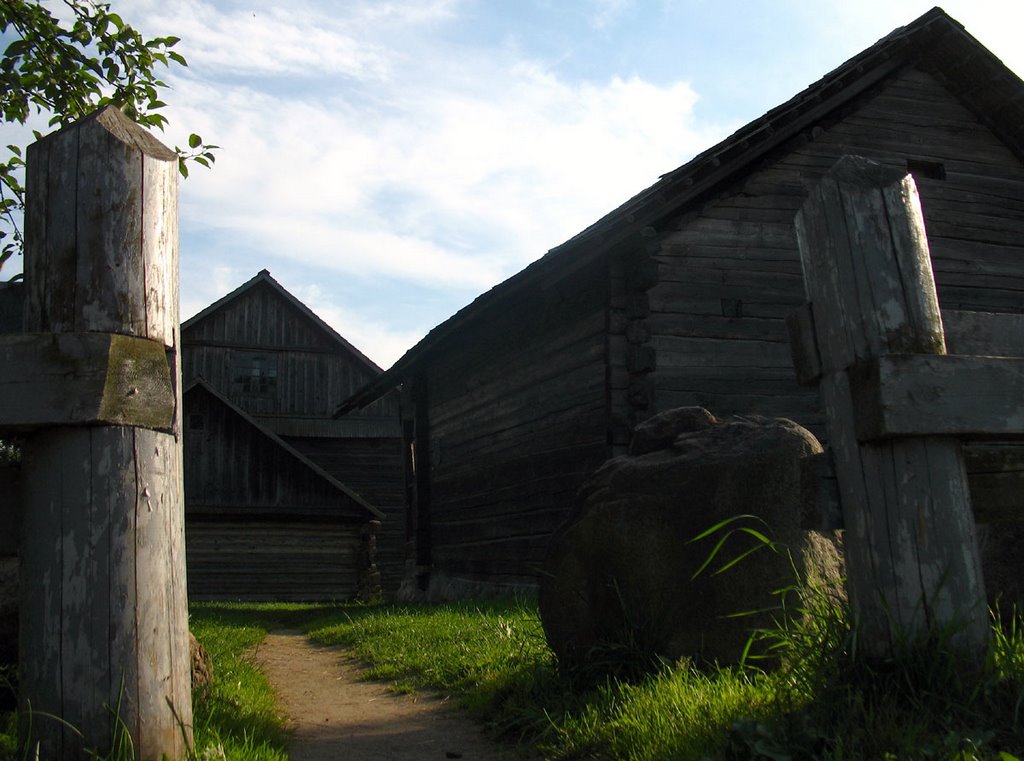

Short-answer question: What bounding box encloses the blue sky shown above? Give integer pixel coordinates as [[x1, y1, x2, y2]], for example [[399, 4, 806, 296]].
[[3, 1, 1023, 367]]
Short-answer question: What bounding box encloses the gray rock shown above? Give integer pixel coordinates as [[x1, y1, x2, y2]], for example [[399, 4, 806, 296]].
[[539, 408, 842, 673]]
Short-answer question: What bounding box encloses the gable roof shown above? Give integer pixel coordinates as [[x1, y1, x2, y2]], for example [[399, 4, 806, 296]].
[[185, 377, 385, 519], [183, 269, 382, 374], [336, 6, 1024, 415]]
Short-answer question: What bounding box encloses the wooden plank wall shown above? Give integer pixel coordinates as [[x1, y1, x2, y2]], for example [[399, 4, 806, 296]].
[[422, 261, 611, 588], [284, 435, 405, 593], [183, 282, 395, 420], [647, 67, 1024, 441], [184, 387, 369, 515], [186, 519, 361, 600]]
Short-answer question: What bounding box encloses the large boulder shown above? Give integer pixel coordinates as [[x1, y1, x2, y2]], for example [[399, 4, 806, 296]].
[[539, 408, 842, 672]]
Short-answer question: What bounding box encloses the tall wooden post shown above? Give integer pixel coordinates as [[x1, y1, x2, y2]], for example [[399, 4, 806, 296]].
[[795, 156, 988, 658], [18, 106, 191, 760]]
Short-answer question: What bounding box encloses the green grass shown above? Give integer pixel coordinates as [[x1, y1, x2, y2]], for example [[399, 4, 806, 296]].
[[2, 596, 1023, 760], [302, 594, 1024, 760]]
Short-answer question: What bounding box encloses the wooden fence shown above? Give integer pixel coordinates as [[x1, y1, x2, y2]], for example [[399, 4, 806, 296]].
[[789, 155, 1024, 658], [0, 106, 191, 760]]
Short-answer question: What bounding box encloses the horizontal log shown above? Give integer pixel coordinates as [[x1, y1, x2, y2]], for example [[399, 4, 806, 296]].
[[0, 332, 174, 432], [943, 311, 1024, 356], [851, 354, 1024, 441]]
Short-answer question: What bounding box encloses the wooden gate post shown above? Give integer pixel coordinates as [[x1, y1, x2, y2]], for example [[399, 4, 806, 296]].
[[17, 106, 191, 760], [794, 156, 988, 658]]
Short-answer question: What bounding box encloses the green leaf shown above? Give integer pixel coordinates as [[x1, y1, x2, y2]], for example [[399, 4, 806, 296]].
[[167, 51, 187, 67], [188, 133, 202, 149], [3, 39, 30, 58]]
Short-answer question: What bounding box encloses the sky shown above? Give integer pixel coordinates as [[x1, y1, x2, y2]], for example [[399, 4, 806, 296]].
[[3, 0, 1023, 368]]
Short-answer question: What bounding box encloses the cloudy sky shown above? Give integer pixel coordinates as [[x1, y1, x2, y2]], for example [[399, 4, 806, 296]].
[[3, 1, 1023, 367]]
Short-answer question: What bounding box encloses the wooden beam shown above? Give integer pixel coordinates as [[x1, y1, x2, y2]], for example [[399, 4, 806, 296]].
[[851, 354, 1024, 441], [0, 332, 174, 432]]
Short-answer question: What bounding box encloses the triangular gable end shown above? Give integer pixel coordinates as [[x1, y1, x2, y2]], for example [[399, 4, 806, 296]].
[[183, 270, 382, 374]]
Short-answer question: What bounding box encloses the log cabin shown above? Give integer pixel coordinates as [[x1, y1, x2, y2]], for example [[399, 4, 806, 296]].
[[182, 270, 404, 599], [337, 8, 1024, 598]]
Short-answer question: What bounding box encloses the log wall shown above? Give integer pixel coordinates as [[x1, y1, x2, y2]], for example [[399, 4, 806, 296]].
[[284, 435, 405, 592], [646, 67, 1024, 439], [185, 518, 361, 601], [420, 261, 611, 589]]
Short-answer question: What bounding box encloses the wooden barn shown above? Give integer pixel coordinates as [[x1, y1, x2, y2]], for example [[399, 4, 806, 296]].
[[182, 270, 404, 599], [338, 8, 1024, 597]]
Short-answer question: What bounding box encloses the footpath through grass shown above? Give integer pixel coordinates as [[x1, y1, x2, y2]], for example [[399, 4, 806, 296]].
[[3, 598, 1024, 760]]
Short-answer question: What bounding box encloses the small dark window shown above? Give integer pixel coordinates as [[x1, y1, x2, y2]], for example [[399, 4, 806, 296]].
[[232, 352, 278, 395], [907, 159, 946, 181]]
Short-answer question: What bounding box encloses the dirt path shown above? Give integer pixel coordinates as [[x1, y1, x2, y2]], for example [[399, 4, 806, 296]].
[[253, 630, 538, 761]]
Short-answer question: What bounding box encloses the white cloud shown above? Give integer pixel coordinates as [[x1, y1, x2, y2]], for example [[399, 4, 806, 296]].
[[161, 17, 727, 294], [132, 0, 736, 365]]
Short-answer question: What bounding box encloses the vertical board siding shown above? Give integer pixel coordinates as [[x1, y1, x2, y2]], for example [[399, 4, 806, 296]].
[[648, 67, 1024, 441], [182, 281, 395, 420], [422, 262, 611, 587], [183, 386, 368, 515]]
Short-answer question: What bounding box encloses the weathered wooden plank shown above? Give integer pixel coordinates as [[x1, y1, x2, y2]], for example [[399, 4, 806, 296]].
[[943, 311, 1024, 356], [795, 155, 988, 657], [0, 333, 174, 431], [18, 432, 69, 756], [851, 354, 1024, 440]]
